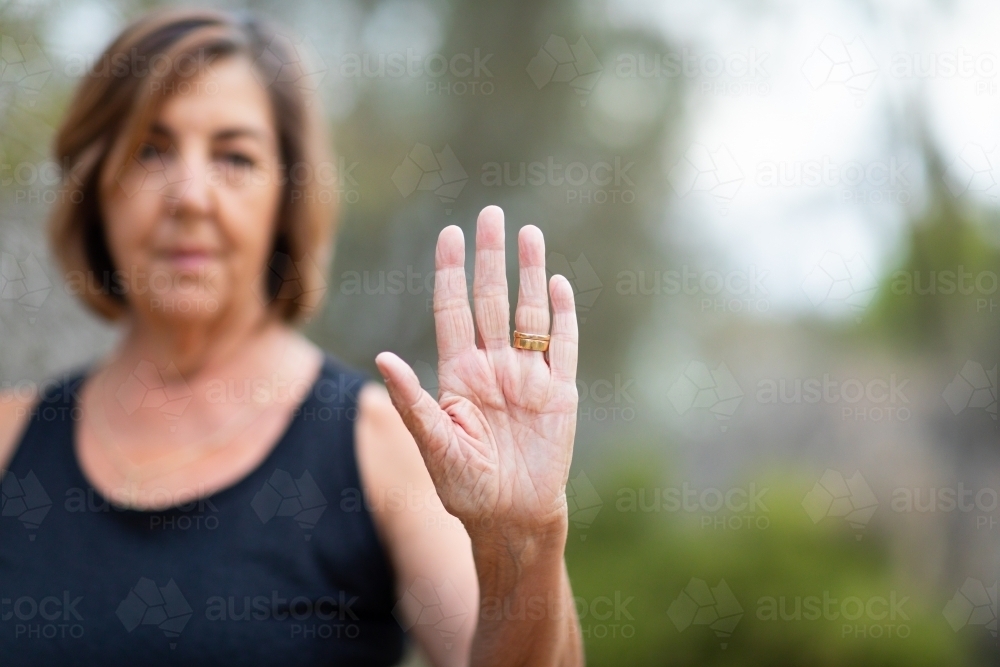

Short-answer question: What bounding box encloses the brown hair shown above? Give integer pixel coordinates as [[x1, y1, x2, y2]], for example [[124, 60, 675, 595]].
[[50, 7, 334, 322]]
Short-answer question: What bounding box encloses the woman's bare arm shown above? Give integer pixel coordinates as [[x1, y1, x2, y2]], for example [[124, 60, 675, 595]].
[[357, 382, 479, 666]]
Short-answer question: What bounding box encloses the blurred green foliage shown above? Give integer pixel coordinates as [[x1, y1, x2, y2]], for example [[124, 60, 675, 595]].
[[565, 462, 978, 666], [867, 149, 1000, 355]]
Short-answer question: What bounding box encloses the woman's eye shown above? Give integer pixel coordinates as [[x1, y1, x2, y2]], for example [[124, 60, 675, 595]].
[[223, 153, 255, 168], [136, 143, 163, 161]]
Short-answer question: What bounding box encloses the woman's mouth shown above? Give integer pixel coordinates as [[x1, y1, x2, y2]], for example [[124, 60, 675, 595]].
[[164, 249, 216, 271]]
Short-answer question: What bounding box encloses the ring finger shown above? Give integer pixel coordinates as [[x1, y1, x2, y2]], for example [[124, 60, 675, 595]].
[[514, 224, 551, 347]]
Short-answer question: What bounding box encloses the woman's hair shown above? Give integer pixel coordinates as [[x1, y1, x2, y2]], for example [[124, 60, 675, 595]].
[[50, 7, 334, 322]]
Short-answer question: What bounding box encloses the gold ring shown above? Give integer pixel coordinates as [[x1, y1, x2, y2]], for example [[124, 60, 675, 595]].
[[513, 330, 551, 352]]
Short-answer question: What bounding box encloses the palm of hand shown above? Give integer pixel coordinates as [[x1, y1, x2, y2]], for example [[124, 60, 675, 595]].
[[376, 206, 579, 534]]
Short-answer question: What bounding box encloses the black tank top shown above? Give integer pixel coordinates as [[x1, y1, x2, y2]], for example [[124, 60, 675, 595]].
[[0, 354, 406, 666]]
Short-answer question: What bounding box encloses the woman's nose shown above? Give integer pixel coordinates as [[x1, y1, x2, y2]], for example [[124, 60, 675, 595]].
[[164, 147, 214, 219]]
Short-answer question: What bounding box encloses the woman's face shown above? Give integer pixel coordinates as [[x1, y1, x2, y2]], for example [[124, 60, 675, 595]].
[[99, 55, 283, 325]]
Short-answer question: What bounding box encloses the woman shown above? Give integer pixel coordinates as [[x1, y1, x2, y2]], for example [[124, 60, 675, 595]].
[[0, 9, 582, 666]]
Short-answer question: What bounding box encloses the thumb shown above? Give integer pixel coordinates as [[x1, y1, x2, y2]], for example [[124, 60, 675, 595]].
[[374, 352, 447, 458]]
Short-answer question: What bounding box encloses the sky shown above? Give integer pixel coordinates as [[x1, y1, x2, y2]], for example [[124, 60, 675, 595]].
[[607, 0, 1000, 316]]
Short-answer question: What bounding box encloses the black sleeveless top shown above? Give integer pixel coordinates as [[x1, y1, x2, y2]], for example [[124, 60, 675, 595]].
[[0, 355, 406, 666]]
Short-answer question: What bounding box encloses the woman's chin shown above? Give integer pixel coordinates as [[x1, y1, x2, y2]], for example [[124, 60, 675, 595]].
[[139, 293, 224, 322]]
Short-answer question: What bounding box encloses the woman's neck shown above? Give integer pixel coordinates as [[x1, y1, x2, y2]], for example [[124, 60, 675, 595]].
[[115, 301, 280, 382]]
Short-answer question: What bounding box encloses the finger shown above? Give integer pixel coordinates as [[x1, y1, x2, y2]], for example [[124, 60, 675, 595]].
[[547, 275, 578, 383], [434, 226, 475, 364], [375, 352, 450, 458], [514, 225, 551, 339], [473, 205, 510, 350]]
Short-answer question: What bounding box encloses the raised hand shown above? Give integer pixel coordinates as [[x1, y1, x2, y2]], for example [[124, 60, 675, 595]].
[[375, 205, 579, 536]]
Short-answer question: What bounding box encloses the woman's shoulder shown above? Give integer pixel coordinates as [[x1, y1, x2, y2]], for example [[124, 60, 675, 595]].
[[353, 360, 430, 510], [0, 368, 88, 472], [0, 391, 37, 472]]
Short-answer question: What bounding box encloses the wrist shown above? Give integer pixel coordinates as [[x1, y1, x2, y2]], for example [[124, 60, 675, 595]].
[[464, 509, 569, 556], [467, 514, 568, 594]]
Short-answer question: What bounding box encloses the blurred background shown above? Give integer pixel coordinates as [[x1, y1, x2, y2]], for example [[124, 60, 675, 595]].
[[1, 0, 999, 664]]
